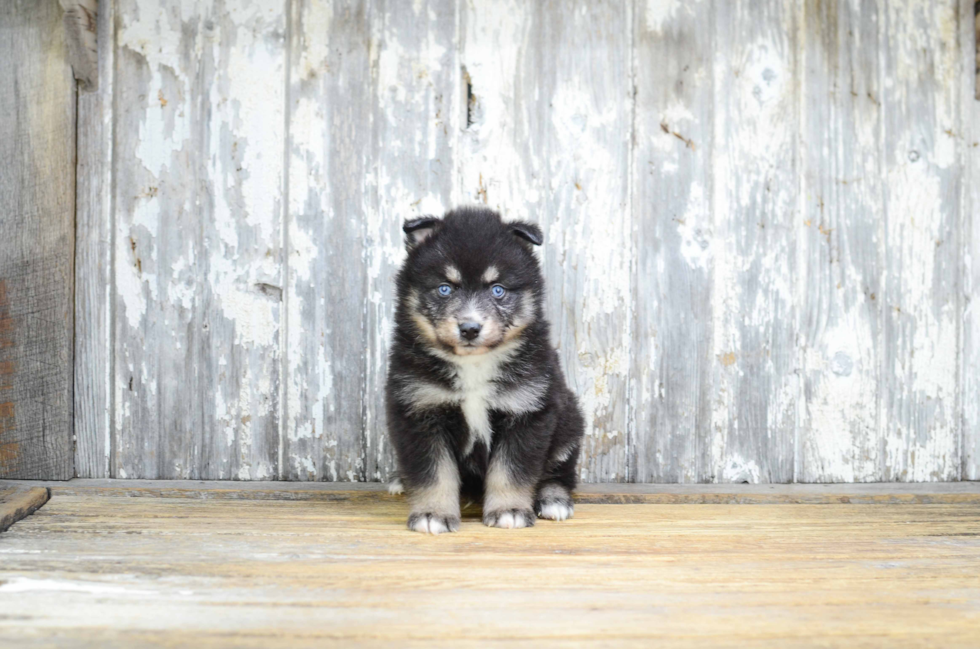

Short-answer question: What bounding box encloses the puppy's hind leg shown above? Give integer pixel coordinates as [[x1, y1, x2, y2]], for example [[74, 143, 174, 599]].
[[404, 447, 461, 535], [535, 442, 580, 522]]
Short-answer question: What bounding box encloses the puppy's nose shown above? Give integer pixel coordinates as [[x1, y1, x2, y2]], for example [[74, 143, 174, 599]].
[[458, 322, 482, 341]]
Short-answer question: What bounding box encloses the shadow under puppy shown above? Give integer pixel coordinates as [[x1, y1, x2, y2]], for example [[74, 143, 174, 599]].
[[386, 207, 585, 534]]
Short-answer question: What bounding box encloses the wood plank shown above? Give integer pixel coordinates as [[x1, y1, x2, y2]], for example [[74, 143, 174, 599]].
[[74, 0, 114, 479], [6, 479, 977, 505], [284, 0, 373, 481], [112, 0, 286, 479], [879, 1, 961, 481], [963, 0, 980, 480], [631, 0, 714, 482], [457, 0, 633, 482], [708, 0, 799, 483], [797, 0, 883, 482], [0, 494, 978, 647], [0, 0, 76, 480], [0, 486, 48, 533], [362, 0, 461, 482]]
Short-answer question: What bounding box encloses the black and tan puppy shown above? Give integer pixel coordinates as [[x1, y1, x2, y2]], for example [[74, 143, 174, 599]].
[[386, 207, 585, 534]]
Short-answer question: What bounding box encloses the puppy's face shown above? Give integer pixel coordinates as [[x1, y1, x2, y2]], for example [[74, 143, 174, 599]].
[[397, 209, 544, 357]]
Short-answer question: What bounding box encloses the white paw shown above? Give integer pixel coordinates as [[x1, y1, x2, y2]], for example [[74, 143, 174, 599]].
[[537, 500, 573, 521], [387, 478, 404, 495], [407, 512, 460, 535], [483, 508, 535, 529]]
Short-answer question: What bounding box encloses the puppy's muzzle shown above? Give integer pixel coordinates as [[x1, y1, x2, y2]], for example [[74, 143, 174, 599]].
[[458, 321, 482, 341]]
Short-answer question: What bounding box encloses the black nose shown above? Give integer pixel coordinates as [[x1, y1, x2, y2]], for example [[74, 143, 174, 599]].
[[458, 322, 482, 341]]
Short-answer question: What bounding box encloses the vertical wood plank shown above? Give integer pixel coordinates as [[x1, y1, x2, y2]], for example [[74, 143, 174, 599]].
[[285, 0, 372, 480], [364, 0, 460, 481], [457, 0, 633, 482], [709, 0, 799, 483], [114, 0, 285, 479], [0, 0, 76, 480], [798, 0, 883, 482], [75, 0, 114, 478], [961, 0, 979, 480], [631, 0, 714, 483], [879, 0, 960, 481]]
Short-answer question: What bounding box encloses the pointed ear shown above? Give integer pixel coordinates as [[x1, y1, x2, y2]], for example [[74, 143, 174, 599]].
[[510, 221, 543, 246], [403, 216, 442, 250]]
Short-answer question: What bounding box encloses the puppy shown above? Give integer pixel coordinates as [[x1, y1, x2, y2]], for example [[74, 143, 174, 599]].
[[386, 207, 585, 534]]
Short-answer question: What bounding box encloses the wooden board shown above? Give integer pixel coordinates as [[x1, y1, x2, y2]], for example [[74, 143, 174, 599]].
[[797, 0, 883, 482], [457, 0, 633, 482], [631, 0, 715, 483], [707, 0, 799, 483], [0, 0, 76, 480], [111, 0, 286, 479], [74, 0, 114, 479], [1, 489, 979, 647], [284, 0, 459, 482], [0, 486, 48, 533], [879, 1, 961, 481], [962, 0, 980, 480], [8, 478, 980, 505], [284, 0, 373, 482]]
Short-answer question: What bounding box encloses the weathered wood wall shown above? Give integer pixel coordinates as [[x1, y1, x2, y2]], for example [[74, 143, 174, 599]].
[[63, 0, 979, 483], [0, 0, 76, 479]]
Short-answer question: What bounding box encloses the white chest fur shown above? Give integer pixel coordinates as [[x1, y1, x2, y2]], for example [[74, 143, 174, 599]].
[[397, 343, 546, 456], [454, 357, 499, 455]]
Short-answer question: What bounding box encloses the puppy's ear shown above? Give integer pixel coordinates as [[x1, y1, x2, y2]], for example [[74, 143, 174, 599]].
[[403, 216, 442, 250], [510, 221, 543, 246]]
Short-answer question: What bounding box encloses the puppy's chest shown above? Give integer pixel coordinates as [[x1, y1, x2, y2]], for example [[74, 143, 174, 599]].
[[404, 358, 546, 453]]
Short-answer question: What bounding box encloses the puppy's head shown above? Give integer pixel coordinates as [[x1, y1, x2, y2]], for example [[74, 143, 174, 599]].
[[397, 207, 543, 357]]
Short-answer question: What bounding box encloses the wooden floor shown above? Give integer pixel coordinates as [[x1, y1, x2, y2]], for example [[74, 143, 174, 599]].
[[1, 481, 979, 648]]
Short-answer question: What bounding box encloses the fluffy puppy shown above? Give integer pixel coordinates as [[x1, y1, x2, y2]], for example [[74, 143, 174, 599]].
[[386, 207, 585, 534]]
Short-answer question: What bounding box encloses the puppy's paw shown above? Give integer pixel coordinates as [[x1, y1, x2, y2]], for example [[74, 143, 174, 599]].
[[387, 477, 404, 495], [536, 497, 574, 521], [407, 512, 460, 535], [483, 508, 536, 529]]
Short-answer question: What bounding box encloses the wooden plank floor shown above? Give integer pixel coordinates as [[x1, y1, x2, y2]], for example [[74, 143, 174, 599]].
[[0, 483, 978, 647]]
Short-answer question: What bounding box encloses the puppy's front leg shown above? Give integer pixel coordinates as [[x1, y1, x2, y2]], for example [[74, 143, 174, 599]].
[[483, 453, 536, 529], [404, 446, 461, 535]]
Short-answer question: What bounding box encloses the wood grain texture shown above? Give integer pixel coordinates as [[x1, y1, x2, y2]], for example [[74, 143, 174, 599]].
[[458, 0, 633, 482], [631, 0, 714, 483], [285, 0, 372, 481], [963, 0, 980, 480], [0, 486, 48, 533], [112, 0, 286, 479], [10, 478, 980, 505], [68, 0, 980, 484], [284, 0, 461, 482], [708, 0, 799, 483], [0, 0, 76, 480], [1, 492, 979, 647], [74, 0, 114, 478], [879, 1, 961, 481], [797, 0, 883, 482], [364, 0, 460, 481]]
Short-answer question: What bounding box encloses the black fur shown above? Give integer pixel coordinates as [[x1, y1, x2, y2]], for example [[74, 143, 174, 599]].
[[386, 207, 584, 533]]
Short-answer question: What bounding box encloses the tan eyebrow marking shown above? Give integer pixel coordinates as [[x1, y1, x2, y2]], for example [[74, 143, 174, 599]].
[[481, 266, 499, 283], [445, 265, 462, 284]]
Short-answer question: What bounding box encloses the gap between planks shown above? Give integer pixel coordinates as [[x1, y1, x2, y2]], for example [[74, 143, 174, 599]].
[[1, 479, 978, 505]]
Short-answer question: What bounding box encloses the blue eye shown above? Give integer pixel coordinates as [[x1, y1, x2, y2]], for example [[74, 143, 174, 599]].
[[437, 284, 452, 296], [491, 285, 506, 298]]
